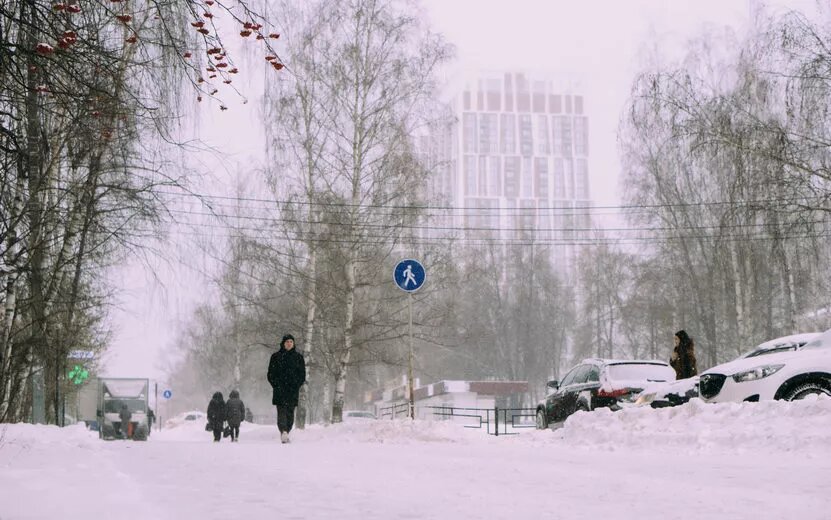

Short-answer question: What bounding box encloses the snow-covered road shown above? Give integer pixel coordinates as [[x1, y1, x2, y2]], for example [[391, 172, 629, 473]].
[[2, 398, 830, 520]]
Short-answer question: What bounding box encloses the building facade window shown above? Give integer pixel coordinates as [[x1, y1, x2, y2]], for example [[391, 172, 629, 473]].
[[463, 113, 477, 153], [574, 116, 588, 156], [504, 73, 513, 112], [575, 159, 589, 199], [478, 156, 489, 196], [574, 95, 584, 114], [486, 78, 501, 111], [516, 74, 530, 112], [500, 114, 516, 154], [521, 158, 533, 198], [550, 94, 562, 113], [559, 116, 572, 156], [536, 114, 550, 155], [489, 156, 502, 197], [479, 113, 498, 155], [564, 158, 574, 198], [464, 155, 477, 196], [519, 115, 533, 157], [534, 157, 549, 198], [504, 156, 520, 198], [553, 158, 565, 198]]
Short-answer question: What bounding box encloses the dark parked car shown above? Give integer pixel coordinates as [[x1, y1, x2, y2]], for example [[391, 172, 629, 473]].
[[536, 358, 676, 429]]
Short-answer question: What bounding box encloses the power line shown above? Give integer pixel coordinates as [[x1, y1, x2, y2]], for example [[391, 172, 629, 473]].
[[163, 207, 831, 235], [155, 222, 831, 247], [155, 189, 826, 212]]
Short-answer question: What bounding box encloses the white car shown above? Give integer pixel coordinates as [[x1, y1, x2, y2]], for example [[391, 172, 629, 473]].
[[699, 329, 831, 403], [342, 410, 376, 421]]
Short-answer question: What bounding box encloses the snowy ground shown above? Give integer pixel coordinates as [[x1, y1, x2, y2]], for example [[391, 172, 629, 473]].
[[1, 398, 830, 520]]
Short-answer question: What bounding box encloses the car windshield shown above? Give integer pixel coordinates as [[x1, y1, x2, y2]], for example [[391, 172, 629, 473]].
[[607, 363, 675, 382], [104, 398, 146, 413]]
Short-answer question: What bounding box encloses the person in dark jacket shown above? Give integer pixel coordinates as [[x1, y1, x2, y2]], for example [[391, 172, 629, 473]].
[[267, 334, 306, 443], [670, 330, 698, 380], [119, 403, 132, 439], [225, 390, 246, 442], [207, 392, 226, 442]]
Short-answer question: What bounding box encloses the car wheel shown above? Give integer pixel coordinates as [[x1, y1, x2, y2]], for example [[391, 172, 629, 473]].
[[783, 380, 831, 401], [576, 400, 590, 412], [535, 409, 548, 430]]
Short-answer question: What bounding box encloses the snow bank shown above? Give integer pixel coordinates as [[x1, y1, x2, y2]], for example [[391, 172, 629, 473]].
[[1, 422, 98, 450], [544, 396, 831, 454], [5, 397, 830, 456], [0, 422, 99, 464]]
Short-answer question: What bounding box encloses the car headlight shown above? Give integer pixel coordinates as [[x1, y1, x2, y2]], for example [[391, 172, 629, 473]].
[[732, 364, 785, 383], [635, 393, 655, 406]]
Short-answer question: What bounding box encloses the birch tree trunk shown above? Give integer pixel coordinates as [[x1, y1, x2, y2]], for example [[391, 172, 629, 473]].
[[296, 248, 317, 428]]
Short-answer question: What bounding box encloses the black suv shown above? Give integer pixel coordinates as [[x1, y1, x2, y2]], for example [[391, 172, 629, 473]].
[[535, 358, 676, 429]]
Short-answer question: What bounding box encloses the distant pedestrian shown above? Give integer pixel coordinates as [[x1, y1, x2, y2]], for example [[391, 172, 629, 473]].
[[119, 403, 132, 439], [266, 334, 306, 443], [207, 392, 226, 442], [670, 330, 698, 380], [225, 390, 246, 442]]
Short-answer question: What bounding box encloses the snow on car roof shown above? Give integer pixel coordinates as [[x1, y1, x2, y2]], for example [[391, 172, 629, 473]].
[[804, 327, 831, 349], [754, 332, 821, 351], [582, 358, 670, 366]]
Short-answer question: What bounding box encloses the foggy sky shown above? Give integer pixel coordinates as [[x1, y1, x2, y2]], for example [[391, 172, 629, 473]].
[[102, 0, 824, 389]]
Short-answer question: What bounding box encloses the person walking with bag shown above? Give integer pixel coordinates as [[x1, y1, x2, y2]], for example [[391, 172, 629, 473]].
[[266, 334, 306, 443], [207, 392, 226, 442], [225, 390, 246, 442]]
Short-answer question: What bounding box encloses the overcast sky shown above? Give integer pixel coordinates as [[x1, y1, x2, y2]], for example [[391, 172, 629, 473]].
[[100, 0, 824, 389]]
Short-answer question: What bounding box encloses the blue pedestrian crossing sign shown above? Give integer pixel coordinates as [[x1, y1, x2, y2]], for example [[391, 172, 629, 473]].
[[394, 259, 426, 293], [163, 390, 172, 399]]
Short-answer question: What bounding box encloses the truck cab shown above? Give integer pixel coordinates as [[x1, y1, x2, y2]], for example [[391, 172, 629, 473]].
[[97, 378, 150, 441]]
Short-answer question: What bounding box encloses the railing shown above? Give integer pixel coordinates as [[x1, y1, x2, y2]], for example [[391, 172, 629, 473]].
[[377, 403, 537, 436], [378, 402, 411, 419], [425, 406, 537, 436]]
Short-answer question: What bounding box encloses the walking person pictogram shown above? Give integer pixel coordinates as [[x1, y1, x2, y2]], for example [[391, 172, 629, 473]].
[[402, 264, 417, 288]]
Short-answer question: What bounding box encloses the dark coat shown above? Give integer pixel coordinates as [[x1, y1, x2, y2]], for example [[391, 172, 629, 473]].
[[267, 346, 306, 407], [207, 392, 226, 429], [119, 405, 131, 425], [670, 330, 698, 380], [226, 390, 246, 427]]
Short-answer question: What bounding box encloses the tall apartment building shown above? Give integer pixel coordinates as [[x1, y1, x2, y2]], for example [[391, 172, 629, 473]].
[[425, 72, 592, 280]]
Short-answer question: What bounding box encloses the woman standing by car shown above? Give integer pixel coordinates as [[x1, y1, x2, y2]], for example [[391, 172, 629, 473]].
[[671, 330, 698, 380]]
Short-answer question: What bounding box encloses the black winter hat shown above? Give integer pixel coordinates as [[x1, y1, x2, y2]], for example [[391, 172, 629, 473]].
[[281, 334, 295, 347]]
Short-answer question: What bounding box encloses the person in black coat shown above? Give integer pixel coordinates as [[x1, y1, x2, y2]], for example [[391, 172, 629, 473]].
[[207, 392, 226, 442], [225, 390, 246, 442], [266, 334, 306, 443]]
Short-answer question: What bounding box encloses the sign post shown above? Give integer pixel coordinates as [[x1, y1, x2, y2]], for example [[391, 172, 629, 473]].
[[162, 389, 172, 431], [393, 259, 426, 419]]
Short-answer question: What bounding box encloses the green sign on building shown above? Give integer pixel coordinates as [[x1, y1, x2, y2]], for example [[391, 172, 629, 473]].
[[68, 365, 89, 385]]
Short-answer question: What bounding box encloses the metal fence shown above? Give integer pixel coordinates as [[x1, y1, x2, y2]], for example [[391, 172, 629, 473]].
[[425, 406, 537, 436], [376, 403, 537, 436], [378, 402, 411, 420]]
